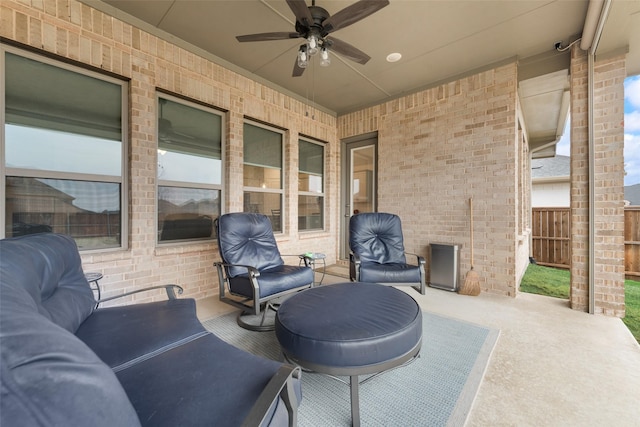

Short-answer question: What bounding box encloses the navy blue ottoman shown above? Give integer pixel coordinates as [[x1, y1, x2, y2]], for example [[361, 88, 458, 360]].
[[275, 282, 422, 426]]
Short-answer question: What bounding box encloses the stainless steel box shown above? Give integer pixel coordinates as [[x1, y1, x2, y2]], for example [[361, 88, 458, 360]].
[[429, 243, 460, 291]]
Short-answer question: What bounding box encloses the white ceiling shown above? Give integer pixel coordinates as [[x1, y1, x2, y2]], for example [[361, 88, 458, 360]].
[[84, 0, 640, 153]]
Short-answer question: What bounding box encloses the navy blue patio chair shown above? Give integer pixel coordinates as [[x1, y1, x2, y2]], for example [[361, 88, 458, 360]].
[[214, 213, 314, 331], [349, 212, 426, 294]]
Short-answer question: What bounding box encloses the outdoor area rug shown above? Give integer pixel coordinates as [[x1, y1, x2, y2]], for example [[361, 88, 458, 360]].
[[202, 311, 499, 427]]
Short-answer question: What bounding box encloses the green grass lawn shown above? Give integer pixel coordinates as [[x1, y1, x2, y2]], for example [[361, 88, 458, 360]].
[[520, 263, 640, 343]]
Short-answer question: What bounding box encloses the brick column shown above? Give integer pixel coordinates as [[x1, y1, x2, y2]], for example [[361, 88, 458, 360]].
[[569, 46, 626, 317], [592, 52, 626, 317], [569, 47, 590, 312], [226, 98, 245, 212]]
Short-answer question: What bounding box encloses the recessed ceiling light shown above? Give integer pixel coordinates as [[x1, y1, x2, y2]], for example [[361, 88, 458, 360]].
[[386, 52, 402, 63]]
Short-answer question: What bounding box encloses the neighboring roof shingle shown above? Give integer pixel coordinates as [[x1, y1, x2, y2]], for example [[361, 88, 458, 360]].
[[531, 155, 570, 179], [625, 184, 640, 206], [531, 156, 639, 205]]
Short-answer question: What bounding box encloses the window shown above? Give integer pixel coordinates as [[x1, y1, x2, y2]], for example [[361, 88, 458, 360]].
[[2, 50, 126, 250], [243, 122, 283, 232], [298, 139, 325, 231], [157, 96, 223, 243]]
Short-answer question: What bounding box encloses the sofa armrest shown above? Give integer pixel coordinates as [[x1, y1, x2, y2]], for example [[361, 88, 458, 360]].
[[241, 365, 301, 427], [96, 284, 184, 304]]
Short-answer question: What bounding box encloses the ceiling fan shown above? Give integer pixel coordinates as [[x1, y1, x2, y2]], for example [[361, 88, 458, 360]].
[[236, 0, 389, 77]]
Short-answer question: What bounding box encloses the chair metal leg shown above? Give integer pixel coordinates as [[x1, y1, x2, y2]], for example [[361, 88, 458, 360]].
[[350, 375, 360, 427]]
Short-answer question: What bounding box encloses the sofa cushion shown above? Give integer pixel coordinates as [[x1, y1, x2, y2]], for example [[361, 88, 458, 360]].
[[0, 233, 95, 332], [0, 260, 140, 426], [116, 333, 299, 427], [76, 299, 208, 370]]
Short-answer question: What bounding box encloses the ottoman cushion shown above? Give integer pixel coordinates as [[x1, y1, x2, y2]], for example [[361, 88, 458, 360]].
[[275, 282, 422, 369]]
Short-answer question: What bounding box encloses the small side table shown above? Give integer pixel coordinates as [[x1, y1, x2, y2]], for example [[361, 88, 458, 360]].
[[300, 252, 326, 286], [85, 272, 103, 307]]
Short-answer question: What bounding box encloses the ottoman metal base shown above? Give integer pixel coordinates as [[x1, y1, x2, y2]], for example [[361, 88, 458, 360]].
[[282, 340, 421, 427]]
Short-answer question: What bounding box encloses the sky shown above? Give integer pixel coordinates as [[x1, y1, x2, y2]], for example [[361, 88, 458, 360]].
[[556, 75, 640, 187]]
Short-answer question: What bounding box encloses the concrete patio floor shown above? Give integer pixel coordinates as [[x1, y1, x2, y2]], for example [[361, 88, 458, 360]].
[[196, 269, 640, 426]]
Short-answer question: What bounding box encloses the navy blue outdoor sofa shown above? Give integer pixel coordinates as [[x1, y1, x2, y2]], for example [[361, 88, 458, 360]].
[[0, 233, 300, 427]]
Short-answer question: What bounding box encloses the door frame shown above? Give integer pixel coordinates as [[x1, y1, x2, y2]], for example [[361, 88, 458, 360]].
[[340, 132, 378, 260]]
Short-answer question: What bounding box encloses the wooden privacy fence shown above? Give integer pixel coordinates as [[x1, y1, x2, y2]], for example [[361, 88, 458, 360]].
[[531, 208, 571, 268], [531, 207, 640, 278], [626, 207, 640, 279]]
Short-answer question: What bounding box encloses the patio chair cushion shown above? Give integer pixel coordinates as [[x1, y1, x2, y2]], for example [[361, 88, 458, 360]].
[[228, 264, 315, 299], [349, 213, 407, 265], [217, 213, 284, 277], [358, 262, 422, 283]]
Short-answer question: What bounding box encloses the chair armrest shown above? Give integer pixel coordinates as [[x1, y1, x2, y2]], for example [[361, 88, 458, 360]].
[[349, 252, 361, 281], [96, 284, 184, 304], [214, 261, 262, 316], [405, 252, 426, 266], [281, 254, 313, 265], [241, 365, 301, 427], [214, 262, 261, 278]]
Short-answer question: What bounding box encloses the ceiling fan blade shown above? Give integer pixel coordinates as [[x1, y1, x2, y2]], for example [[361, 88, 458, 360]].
[[236, 32, 301, 42], [322, 0, 389, 34], [286, 0, 313, 28], [292, 58, 306, 77], [326, 37, 370, 65]]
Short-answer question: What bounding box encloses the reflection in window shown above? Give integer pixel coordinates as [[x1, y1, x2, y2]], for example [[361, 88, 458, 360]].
[[5, 125, 121, 175], [243, 122, 284, 232], [243, 192, 283, 232], [157, 96, 223, 243], [3, 51, 125, 250], [298, 140, 324, 231], [158, 187, 219, 242], [5, 177, 121, 249]]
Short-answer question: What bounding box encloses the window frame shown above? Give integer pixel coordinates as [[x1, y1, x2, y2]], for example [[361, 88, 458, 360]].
[[242, 120, 285, 233], [1, 46, 129, 251], [156, 93, 225, 245], [298, 137, 326, 232]]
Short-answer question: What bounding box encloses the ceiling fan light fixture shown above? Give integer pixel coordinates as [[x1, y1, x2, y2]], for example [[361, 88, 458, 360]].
[[320, 47, 331, 67], [297, 45, 309, 68], [307, 34, 319, 55]]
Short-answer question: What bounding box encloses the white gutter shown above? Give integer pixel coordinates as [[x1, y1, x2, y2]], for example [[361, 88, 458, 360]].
[[581, 0, 612, 314]]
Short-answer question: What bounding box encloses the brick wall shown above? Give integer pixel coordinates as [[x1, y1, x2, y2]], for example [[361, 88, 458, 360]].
[[570, 46, 626, 317], [338, 64, 528, 296], [1, 0, 338, 304]]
